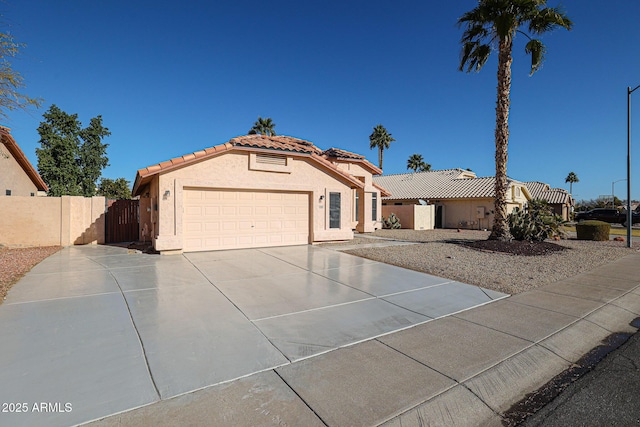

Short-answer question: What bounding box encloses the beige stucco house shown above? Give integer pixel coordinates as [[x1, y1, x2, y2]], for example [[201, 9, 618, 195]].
[[374, 169, 531, 230], [0, 126, 48, 197], [132, 135, 389, 254], [524, 181, 574, 221]]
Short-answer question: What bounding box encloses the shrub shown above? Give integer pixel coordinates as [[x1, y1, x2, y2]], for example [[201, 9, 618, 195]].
[[383, 213, 401, 229], [576, 220, 610, 241], [507, 199, 567, 242]]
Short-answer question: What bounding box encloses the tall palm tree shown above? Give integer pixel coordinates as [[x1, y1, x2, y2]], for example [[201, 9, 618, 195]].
[[248, 117, 276, 136], [565, 171, 579, 194], [369, 124, 395, 170], [407, 154, 431, 172], [458, 0, 572, 241]]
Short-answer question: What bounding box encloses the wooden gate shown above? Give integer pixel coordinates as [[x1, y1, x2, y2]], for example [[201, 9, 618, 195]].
[[106, 199, 139, 243]]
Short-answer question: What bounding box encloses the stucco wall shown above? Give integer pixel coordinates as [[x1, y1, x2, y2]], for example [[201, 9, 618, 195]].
[[334, 162, 383, 232], [142, 151, 374, 252], [0, 196, 105, 247], [0, 141, 40, 197], [382, 204, 434, 230]]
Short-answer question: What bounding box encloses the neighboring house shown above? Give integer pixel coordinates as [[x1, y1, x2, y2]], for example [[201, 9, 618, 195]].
[[132, 135, 389, 253], [374, 169, 530, 230], [0, 126, 48, 196], [524, 181, 574, 221]]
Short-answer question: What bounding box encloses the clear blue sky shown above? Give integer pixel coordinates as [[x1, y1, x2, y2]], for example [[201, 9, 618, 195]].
[[3, 1, 640, 201]]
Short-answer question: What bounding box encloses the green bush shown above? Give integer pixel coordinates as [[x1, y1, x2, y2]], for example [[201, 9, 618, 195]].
[[576, 220, 610, 241], [383, 213, 401, 229], [507, 199, 567, 242]]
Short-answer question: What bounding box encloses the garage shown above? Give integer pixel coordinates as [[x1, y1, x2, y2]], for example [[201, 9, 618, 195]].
[[132, 135, 388, 254], [183, 188, 310, 252]]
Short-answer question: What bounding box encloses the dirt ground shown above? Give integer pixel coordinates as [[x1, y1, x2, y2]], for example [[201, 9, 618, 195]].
[[0, 246, 62, 303]]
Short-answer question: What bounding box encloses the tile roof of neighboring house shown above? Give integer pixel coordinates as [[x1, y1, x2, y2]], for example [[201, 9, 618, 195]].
[[133, 135, 386, 196], [374, 169, 527, 200], [524, 181, 572, 204], [0, 126, 48, 192]]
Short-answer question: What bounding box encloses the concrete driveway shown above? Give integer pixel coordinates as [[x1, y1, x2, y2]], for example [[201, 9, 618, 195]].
[[0, 244, 506, 427]]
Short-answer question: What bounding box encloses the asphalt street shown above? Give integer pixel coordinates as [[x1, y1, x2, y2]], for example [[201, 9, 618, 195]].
[[520, 327, 640, 426]]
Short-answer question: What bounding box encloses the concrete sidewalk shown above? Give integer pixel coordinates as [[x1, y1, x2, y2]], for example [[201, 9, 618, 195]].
[[88, 252, 640, 427]]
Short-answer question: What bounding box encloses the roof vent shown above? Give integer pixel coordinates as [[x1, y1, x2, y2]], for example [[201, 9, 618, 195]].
[[256, 153, 287, 166]]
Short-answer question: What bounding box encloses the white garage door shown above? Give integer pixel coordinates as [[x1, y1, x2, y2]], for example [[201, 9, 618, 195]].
[[183, 189, 310, 252]]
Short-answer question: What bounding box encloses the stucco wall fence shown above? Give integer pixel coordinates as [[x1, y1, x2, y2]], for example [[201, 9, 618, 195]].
[[0, 196, 105, 247], [382, 205, 435, 230]]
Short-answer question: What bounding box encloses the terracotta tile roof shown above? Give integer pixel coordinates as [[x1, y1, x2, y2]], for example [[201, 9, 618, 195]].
[[322, 147, 364, 160], [229, 134, 322, 154], [374, 169, 526, 200], [132, 135, 376, 196], [524, 181, 571, 204], [322, 147, 383, 176], [0, 126, 48, 192]]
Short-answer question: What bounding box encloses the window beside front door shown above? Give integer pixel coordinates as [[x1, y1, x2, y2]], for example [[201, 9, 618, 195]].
[[329, 192, 341, 229], [354, 192, 359, 221], [371, 193, 377, 221]]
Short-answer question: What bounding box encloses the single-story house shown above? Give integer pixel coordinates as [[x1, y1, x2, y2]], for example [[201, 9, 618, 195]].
[[132, 135, 389, 254], [0, 126, 48, 196], [523, 181, 574, 221], [374, 169, 531, 230]]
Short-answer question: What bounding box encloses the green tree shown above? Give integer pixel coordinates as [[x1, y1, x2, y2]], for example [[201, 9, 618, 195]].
[[0, 32, 42, 118], [97, 177, 132, 199], [407, 154, 431, 172], [369, 124, 395, 170], [565, 171, 579, 194], [458, 0, 572, 241], [36, 105, 111, 197], [248, 117, 276, 136]]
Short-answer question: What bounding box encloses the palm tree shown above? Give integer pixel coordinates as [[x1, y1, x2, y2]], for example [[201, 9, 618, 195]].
[[248, 117, 276, 136], [565, 171, 579, 194], [407, 154, 431, 172], [369, 124, 395, 170], [458, 0, 572, 241]]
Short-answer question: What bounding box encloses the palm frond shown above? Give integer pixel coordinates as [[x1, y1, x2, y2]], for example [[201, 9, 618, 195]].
[[524, 38, 546, 75], [529, 6, 573, 34], [460, 43, 491, 73]]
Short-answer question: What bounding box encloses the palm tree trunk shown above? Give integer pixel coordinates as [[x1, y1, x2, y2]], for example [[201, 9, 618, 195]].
[[379, 147, 383, 170], [489, 36, 514, 241]]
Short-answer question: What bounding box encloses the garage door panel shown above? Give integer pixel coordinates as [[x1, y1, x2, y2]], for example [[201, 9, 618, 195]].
[[185, 223, 202, 233], [238, 221, 253, 230], [222, 206, 236, 215], [255, 206, 269, 215], [185, 206, 202, 216], [238, 206, 252, 215], [184, 189, 309, 252], [204, 206, 220, 215], [254, 221, 268, 230], [221, 221, 237, 231], [203, 222, 220, 232]]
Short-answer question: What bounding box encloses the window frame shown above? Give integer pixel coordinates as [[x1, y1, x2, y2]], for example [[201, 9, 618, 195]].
[[329, 192, 341, 229]]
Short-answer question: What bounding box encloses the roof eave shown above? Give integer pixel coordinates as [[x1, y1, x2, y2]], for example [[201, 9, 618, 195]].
[[0, 129, 48, 192], [132, 144, 366, 196]]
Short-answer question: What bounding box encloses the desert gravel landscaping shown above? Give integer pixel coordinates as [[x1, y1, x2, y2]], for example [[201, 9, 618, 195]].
[[1, 231, 635, 303], [0, 246, 61, 303], [321, 229, 637, 295]]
